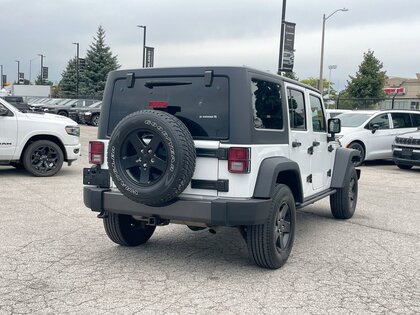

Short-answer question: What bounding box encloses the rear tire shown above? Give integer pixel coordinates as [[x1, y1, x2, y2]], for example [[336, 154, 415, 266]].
[[330, 166, 358, 219], [57, 111, 68, 117], [247, 184, 296, 269], [103, 212, 156, 246]]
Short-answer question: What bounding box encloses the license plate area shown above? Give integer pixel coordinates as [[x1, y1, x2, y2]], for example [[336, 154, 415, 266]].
[[401, 148, 413, 157]]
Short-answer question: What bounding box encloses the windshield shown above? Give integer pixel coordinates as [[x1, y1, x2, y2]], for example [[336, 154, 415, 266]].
[[337, 113, 373, 127]]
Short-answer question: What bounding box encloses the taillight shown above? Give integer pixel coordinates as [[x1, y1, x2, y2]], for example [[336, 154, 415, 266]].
[[149, 101, 168, 109], [228, 147, 250, 173], [89, 141, 104, 165]]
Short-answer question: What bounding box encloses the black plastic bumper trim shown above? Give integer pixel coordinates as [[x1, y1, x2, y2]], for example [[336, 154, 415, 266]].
[[84, 186, 271, 226], [191, 179, 229, 192], [196, 148, 228, 160]]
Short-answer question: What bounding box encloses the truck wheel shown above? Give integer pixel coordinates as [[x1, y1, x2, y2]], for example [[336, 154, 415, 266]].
[[23, 140, 64, 177], [91, 114, 100, 126], [330, 166, 358, 219], [246, 184, 296, 269], [103, 212, 156, 246], [57, 111, 68, 117], [396, 164, 413, 170], [348, 142, 365, 166], [108, 110, 196, 206]]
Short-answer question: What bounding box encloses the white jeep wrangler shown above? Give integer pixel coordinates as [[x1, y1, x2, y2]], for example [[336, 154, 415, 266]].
[[83, 66, 360, 269], [0, 98, 81, 176]]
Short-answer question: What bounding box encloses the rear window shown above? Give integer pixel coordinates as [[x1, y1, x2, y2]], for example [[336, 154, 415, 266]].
[[108, 76, 229, 139]]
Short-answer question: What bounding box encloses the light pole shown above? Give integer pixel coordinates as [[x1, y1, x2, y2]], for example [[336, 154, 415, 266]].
[[38, 54, 46, 85], [137, 25, 146, 67], [318, 8, 348, 93], [15, 60, 20, 84], [73, 42, 80, 98], [327, 64, 337, 100], [29, 57, 38, 83]]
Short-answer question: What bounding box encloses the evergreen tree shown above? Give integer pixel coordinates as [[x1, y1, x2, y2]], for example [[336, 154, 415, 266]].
[[281, 71, 299, 81], [58, 57, 78, 97], [346, 50, 386, 99], [82, 25, 120, 97], [34, 74, 53, 86]]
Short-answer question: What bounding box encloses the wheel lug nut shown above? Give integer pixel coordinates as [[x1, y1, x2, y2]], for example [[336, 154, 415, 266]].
[[148, 149, 152, 154], [150, 158, 155, 163], [143, 163, 147, 167]]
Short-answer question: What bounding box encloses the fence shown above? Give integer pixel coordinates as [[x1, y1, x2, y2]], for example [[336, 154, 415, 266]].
[[331, 97, 420, 111]]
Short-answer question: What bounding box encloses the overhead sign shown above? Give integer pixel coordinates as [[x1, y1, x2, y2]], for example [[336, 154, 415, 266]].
[[19, 72, 24, 79], [78, 58, 86, 67], [279, 21, 296, 72], [384, 87, 405, 95], [145, 46, 154, 68], [42, 67, 48, 80]]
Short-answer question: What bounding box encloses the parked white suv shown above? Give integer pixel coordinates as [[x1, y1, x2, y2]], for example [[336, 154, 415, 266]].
[[336, 110, 420, 166], [83, 66, 360, 269], [0, 98, 81, 176]]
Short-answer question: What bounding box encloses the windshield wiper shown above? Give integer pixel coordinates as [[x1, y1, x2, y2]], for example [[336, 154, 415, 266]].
[[144, 81, 192, 89]]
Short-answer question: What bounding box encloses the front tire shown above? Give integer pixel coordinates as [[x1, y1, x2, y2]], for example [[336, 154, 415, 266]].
[[23, 140, 64, 177], [330, 166, 358, 219], [246, 184, 296, 269], [348, 142, 365, 167], [396, 164, 413, 170], [103, 212, 156, 246]]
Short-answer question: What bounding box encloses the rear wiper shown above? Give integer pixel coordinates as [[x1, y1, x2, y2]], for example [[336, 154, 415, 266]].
[[144, 81, 192, 89]]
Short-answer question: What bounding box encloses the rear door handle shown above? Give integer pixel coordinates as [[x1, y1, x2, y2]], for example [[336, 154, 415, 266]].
[[312, 141, 320, 147], [292, 141, 302, 148]]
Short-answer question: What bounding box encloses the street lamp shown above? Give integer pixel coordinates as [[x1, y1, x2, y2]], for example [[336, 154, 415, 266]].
[[318, 8, 348, 93], [327, 64, 337, 100], [15, 60, 20, 84], [73, 42, 80, 98], [137, 25, 146, 68], [29, 57, 38, 83], [38, 54, 46, 85]]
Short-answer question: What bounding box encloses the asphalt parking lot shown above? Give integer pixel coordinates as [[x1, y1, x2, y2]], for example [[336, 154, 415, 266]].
[[1, 125, 419, 314]]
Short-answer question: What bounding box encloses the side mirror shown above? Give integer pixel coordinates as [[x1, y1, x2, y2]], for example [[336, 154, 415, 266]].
[[0, 104, 9, 116], [328, 118, 341, 134], [371, 123, 379, 134]]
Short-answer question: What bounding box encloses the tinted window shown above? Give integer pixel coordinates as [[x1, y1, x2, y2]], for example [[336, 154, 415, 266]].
[[411, 113, 420, 127], [309, 95, 326, 132], [288, 89, 306, 130], [391, 113, 412, 128], [368, 113, 389, 129], [108, 76, 229, 139], [251, 79, 283, 130]]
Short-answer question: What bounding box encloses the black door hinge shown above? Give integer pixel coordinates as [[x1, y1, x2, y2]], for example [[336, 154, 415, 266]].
[[327, 169, 332, 177], [307, 146, 314, 155], [328, 145, 334, 152], [307, 174, 312, 183]]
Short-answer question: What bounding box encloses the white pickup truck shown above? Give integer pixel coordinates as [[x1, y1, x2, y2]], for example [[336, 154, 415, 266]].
[[0, 98, 81, 176]]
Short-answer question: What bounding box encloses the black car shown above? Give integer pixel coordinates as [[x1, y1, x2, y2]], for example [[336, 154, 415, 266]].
[[1, 96, 30, 112], [42, 99, 97, 117], [69, 101, 102, 125]]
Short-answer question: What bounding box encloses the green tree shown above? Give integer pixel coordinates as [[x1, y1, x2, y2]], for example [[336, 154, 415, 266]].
[[300, 77, 335, 99], [280, 71, 299, 81], [59, 57, 78, 97], [82, 25, 120, 97], [34, 74, 53, 86], [346, 50, 386, 99]]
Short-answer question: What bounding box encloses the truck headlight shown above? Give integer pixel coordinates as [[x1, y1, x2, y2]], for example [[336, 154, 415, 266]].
[[65, 125, 80, 137]]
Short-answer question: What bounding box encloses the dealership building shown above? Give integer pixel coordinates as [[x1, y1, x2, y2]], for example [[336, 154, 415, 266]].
[[383, 73, 420, 110]]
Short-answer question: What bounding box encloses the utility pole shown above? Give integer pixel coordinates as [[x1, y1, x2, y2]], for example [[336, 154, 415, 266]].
[[277, 0, 287, 74], [15, 60, 20, 84], [137, 25, 147, 68], [38, 54, 45, 85]]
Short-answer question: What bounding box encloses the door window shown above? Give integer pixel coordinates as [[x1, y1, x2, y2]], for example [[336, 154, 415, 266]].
[[287, 89, 306, 130], [309, 95, 326, 132], [368, 114, 390, 130], [411, 113, 420, 127], [391, 113, 412, 128]]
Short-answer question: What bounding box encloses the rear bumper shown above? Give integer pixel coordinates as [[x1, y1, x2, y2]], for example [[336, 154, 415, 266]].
[[83, 186, 272, 226]]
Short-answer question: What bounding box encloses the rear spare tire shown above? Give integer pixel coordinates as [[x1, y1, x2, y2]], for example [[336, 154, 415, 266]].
[[108, 110, 196, 205]]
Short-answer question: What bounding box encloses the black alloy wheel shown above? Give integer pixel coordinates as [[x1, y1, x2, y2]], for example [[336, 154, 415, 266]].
[[274, 202, 292, 252], [58, 111, 68, 117], [348, 142, 365, 166], [23, 140, 64, 177], [121, 129, 168, 187]]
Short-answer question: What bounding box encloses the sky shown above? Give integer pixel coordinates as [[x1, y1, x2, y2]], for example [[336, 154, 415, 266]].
[[1, 0, 420, 91]]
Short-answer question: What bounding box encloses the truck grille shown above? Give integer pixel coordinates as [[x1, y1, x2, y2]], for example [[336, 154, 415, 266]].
[[395, 137, 420, 146]]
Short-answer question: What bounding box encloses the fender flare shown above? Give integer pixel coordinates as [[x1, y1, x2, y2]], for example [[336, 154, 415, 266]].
[[331, 147, 360, 188], [253, 157, 303, 202]]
